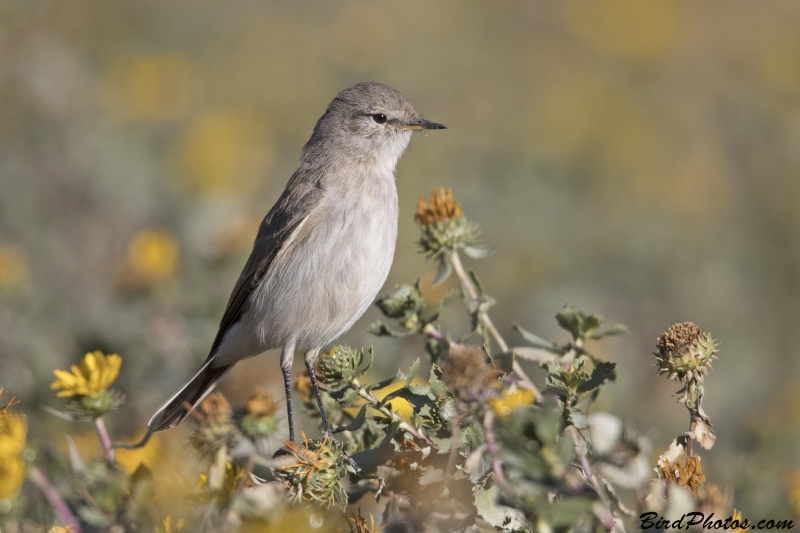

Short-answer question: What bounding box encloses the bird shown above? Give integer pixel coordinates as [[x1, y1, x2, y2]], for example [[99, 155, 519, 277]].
[[147, 82, 446, 442]]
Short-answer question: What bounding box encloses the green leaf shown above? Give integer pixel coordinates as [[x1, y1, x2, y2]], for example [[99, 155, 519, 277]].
[[367, 321, 413, 337], [383, 388, 434, 412], [352, 347, 374, 379], [566, 407, 588, 429], [404, 358, 420, 387], [576, 361, 617, 394], [427, 365, 448, 397], [432, 258, 452, 286], [339, 387, 359, 408], [463, 246, 493, 259], [350, 424, 398, 472], [333, 405, 368, 433], [513, 323, 565, 353], [590, 323, 629, 339], [596, 474, 636, 516], [365, 373, 402, 393], [474, 485, 529, 530], [467, 269, 485, 295]]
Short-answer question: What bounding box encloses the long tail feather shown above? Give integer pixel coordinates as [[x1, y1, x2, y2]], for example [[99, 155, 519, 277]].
[[148, 361, 232, 432]]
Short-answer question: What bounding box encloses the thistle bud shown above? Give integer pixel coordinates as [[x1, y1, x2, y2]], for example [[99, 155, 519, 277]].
[[439, 343, 491, 399], [318, 346, 363, 390], [655, 322, 717, 383], [276, 435, 348, 509], [189, 392, 241, 459], [241, 388, 281, 439], [376, 283, 424, 320], [415, 188, 481, 261]]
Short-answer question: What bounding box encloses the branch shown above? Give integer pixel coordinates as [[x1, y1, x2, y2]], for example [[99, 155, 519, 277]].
[[449, 250, 541, 398]]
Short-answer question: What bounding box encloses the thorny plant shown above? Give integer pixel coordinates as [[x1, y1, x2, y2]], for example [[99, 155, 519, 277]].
[[0, 188, 746, 532]]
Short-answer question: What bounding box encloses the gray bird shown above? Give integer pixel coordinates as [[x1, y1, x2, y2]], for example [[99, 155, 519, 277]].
[[147, 82, 445, 441]]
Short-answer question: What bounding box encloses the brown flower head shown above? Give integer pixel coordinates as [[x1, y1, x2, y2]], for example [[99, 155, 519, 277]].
[[199, 392, 232, 422], [655, 322, 717, 383], [415, 188, 463, 225], [658, 455, 706, 496], [246, 388, 280, 417], [439, 343, 495, 398], [276, 433, 347, 509]]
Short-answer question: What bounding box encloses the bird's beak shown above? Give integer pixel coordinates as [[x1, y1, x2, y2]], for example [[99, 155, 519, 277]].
[[405, 118, 447, 131]]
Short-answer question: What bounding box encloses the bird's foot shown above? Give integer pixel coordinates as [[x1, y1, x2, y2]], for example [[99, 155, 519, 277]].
[[323, 430, 359, 471]]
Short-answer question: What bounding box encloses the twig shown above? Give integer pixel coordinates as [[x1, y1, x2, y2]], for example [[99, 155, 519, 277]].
[[482, 411, 509, 489], [94, 417, 115, 464], [449, 250, 541, 398], [444, 416, 461, 477], [28, 466, 83, 533], [352, 384, 434, 447], [567, 425, 618, 532]]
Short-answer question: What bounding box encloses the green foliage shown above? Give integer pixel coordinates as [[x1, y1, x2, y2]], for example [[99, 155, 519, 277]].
[[0, 192, 732, 533]]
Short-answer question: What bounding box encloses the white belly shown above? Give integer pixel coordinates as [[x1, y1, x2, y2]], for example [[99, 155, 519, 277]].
[[243, 175, 398, 354]]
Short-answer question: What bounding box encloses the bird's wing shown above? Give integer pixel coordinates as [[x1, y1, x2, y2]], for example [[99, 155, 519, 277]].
[[207, 176, 325, 356]]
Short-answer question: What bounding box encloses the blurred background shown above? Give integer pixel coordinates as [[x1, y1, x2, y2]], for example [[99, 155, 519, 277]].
[[1, 0, 799, 519]]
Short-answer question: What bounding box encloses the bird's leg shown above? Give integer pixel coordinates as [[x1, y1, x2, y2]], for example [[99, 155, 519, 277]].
[[280, 339, 297, 443], [304, 349, 334, 437]]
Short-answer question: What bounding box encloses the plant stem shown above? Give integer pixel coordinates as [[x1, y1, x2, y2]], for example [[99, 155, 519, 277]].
[[482, 411, 509, 489], [448, 250, 541, 398], [94, 417, 115, 464], [566, 425, 618, 531], [353, 384, 434, 447], [28, 466, 83, 533]]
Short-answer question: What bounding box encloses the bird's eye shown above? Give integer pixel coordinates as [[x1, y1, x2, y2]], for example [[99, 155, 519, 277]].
[[370, 113, 387, 124]]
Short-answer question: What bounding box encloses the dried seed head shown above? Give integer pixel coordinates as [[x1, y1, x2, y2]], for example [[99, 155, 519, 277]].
[[655, 322, 717, 383], [277, 434, 348, 509], [657, 455, 706, 496], [415, 188, 463, 225], [246, 388, 280, 417], [439, 343, 490, 398], [415, 189, 481, 262], [199, 392, 232, 422], [190, 392, 240, 459]]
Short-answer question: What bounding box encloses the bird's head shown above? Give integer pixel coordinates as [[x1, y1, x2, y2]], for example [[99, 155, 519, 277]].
[[303, 82, 445, 172]]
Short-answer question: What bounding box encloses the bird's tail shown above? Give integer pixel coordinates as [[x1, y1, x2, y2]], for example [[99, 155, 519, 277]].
[[148, 360, 232, 432]]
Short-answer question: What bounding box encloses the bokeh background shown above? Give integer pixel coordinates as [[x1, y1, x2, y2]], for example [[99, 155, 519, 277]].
[[1, 0, 799, 519]]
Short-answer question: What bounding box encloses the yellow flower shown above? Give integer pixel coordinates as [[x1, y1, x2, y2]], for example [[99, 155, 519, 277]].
[[128, 229, 179, 284], [51, 351, 122, 398], [155, 516, 186, 533], [195, 462, 244, 504], [731, 509, 748, 533], [0, 414, 26, 500], [48, 527, 77, 533], [488, 385, 536, 417]]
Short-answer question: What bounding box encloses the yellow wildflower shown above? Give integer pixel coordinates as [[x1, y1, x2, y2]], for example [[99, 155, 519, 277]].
[[155, 516, 186, 533], [0, 414, 27, 500], [51, 351, 122, 397], [48, 527, 77, 533], [128, 229, 179, 283], [488, 385, 536, 417], [195, 462, 244, 503], [731, 509, 749, 532]]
